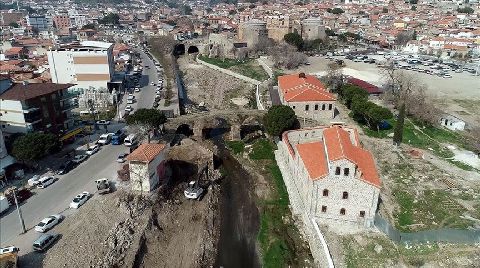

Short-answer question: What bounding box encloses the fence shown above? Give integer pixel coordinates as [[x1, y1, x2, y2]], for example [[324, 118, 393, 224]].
[[374, 214, 480, 244]]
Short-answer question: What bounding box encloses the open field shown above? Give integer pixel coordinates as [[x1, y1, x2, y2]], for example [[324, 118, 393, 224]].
[[198, 55, 269, 82]]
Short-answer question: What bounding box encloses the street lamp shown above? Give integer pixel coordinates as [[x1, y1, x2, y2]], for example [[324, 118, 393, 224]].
[[12, 187, 26, 234]]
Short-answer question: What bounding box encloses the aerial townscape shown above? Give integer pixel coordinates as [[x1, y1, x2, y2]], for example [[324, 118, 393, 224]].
[[1, 0, 480, 267]]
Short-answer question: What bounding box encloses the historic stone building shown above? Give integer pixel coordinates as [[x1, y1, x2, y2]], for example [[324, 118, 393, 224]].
[[276, 125, 381, 227], [277, 73, 336, 120], [237, 19, 268, 48]]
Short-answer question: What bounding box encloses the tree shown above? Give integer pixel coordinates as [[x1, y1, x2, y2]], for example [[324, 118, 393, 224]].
[[393, 103, 405, 146], [382, 7, 388, 13], [82, 23, 96, 30], [284, 32, 304, 50], [264, 105, 297, 137], [325, 29, 336, 36], [409, 0, 418, 4], [457, 7, 474, 14], [229, 9, 236, 15], [8, 22, 19, 28], [181, 5, 192, 15], [99, 13, 120, 25], [12, 133, 60, 163], [327, 8, 345, 14], [126, 109, 167, 142], [341, 84, 369, 108], [324, 62, 344, 93]]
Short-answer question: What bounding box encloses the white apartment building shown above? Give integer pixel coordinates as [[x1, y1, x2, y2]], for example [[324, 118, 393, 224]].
[[68, 10, 88, 28], [275, 125, 381, 227], [47, 41, 115, 92]]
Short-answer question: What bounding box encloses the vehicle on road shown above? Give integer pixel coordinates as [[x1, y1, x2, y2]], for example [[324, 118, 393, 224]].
[[150, 82, 155, 86], [96, 120, 110, 125], [0, 196, 10, 214], [69, 192, 90, 209], [86, 144, 100, 155], [34, 214, 63, 233], [184, 181, 204, 200], [37, 176, 55, 189], [33, 233, 59, 252], [58, 161, 76, 175], [127, 98, 135, 104], [0, 246, 19, 255], [97, 134, 112, 145], [28, 175, 42, 186], [117, 153, 128, 163], [95, 179, 111, 194], [72, 154, 88, 164], [134, 88, 140, 92], [111, 131, 126, 145], [124, 134, 137, 146], [125, 105, 134, 112]]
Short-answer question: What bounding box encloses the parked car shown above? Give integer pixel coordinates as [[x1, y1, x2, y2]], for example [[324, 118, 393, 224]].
[[37, 176, 56, 189], [34, 214, 64, 233], [69, 192, 90, 209], [184, 181, 204, 200], [86, 144, 100, 155], [58, 161, 76, 175], [95, 179, 111, 194], [134, 88, 140, 92], [125, 105, 134, 112], [96, 120, 110, 125], [32, 233, 59, 252], [97, 134, 112, 145], [0, 246, 19, 255], [28, 175, 42, 186], [72, 154, 88, 164], [117, 153, 129, 163]]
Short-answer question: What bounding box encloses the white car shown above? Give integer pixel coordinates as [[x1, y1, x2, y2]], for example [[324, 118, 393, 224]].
[[117, 153, 128, 163], [28, 175, 41, 186], [69, 192, 90, 209], [184, 181, 204, 200], [0, 246, 19, 255], [150, 82, 155, 86], [125, 105, 134, 112], [97, 134, 112, 145], [86, 144, 100, 155], [34, 214, 63, 233], [96, 120, 110, 125], [72, 154, 88, 164], [134, 88, 140, 92]]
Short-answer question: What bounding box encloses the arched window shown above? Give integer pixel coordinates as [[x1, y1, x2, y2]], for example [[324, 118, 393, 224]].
[[340, 208, 346, 215], [335, 167, 341, 175], [344, 168, 350, 176], [322, 104, 326, 110], [342, 191, 349, 199], [323, 189, 329, 197]]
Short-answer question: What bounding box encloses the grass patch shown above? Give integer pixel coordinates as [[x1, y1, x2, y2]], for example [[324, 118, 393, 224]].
[[225, 140, 245, 155], [393, 189, 475, 232], [343, 236, 399, 268], [249, 139, 275, 160], [198, 55, 269, 81]]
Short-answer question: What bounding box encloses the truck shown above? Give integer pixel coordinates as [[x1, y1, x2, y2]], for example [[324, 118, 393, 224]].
[[0, 196, 10, 214], [95, 179, 111, 194]]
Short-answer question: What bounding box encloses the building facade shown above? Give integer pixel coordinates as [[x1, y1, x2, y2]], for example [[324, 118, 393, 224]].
[[276, 125, 381, 227], [47, 41, 115, 92], [0, 83, 75, 134], [53, 14, 71, 30], [127, 144, 168, 193], [238, 19, 268, 48], [25, 15, 48, 31], [278, 73, 336, 120]]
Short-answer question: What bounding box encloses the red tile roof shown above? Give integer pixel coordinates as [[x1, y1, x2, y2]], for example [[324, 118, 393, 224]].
[[278, 73, 336, 102], [347, 77, 383, 94], [323, 126, 380, 187], [0, 83, 74, 101], [296, 142, 329, 180], [127, 144, 166, 163]]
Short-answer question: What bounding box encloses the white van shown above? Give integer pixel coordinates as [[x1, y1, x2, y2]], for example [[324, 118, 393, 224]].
[[124, 134, 137, 147], [37, 176, 55, 189]]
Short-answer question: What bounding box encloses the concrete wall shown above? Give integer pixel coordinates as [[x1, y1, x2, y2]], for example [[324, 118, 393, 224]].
[[130, 162, 150, 192], [0, 100, 27, 133]]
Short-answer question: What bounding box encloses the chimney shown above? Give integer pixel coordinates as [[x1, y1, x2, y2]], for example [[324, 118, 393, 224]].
[[299, 72, 306, 78]]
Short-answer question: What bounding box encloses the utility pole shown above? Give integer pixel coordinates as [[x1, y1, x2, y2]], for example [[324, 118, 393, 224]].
[[12, 188, 26, 234]]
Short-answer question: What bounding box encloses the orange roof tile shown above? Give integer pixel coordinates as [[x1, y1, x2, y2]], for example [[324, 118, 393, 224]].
[[278, 73, 336, 102], [296, 142, 329, 180], [126, 143, 166, 163], [323, 126, 380, 187]]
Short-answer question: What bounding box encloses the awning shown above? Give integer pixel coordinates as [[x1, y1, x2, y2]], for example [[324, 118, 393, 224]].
[[0, 155, 16, 173]]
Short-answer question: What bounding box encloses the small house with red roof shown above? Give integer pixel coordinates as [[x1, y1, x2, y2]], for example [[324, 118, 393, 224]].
[[347, 77, 383, 96], [277, 73, 336, 120], [126, 143, 168, 192], [276, 125, 381, 227]]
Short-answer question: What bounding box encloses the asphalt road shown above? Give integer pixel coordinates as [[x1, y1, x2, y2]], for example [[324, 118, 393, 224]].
[[0, 54, 158, 257]]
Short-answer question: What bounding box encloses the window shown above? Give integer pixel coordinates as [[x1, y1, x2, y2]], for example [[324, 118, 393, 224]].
[[322, 104, 326, 110], [329, 104, 333, 110], [314, 104, 318, 110], [323, 189, 329, 197], [344, 168, 350, 176], [342, 192, 349, 199], [305, 104, 309, 111], [292, 106, 296, 109], [340, 208, 346, 215], [359, 211, 365, 217], [321, 206, 327, 212], [335, 167, 341, 175]]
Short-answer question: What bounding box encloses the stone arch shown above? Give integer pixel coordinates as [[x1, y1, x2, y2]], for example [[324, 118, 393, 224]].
[[187, 46, 199, 54]]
